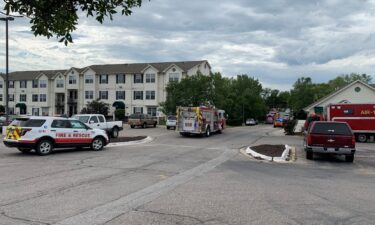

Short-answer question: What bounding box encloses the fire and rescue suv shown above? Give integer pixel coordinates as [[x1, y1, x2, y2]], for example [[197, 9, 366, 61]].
[[176, 106, 226, 137], [3, 116, 109, 155]]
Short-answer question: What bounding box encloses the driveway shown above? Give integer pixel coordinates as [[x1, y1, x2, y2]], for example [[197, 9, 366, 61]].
[[0, 125, 374, 225]]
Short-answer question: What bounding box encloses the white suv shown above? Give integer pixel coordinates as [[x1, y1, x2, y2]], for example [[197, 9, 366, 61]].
[[3, 116, 109, 156]]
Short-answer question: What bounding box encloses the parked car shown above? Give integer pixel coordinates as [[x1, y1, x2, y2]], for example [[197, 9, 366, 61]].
[[3, 116, 109, 155], [72, 114, 123, 138], [128, 114, 157, 128], [303, 121, 356, 162], [245, 118, 257, 126], [166, 115, 177, 130]]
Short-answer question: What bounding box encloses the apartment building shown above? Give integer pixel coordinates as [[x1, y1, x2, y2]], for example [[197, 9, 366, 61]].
[[0, 60, 211, 117]]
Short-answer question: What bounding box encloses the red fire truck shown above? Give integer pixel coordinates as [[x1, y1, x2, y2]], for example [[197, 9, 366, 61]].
[[176, 106, 226, 137], [326, 103, 375, 142]]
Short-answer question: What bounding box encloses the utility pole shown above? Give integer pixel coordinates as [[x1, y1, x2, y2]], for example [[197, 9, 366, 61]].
[[0, 16, 15, 123]]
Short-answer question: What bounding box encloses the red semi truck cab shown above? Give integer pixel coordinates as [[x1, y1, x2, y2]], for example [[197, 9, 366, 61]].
[[327, 103, 375, 142]]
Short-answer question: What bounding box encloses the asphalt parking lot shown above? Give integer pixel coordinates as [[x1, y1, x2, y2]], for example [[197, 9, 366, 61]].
[[0, 124, 374, 225]]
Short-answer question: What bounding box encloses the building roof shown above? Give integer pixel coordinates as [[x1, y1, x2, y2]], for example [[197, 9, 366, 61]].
[[303, 80, 375, 112], [88, 60, 208, 74], [1, 60, 209, 80], [0, 70, 66, 81]]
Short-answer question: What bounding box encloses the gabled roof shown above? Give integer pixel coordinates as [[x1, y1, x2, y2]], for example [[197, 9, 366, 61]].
[[88, 60, 208, 74], [0, 70, 66, 81], [303, 80, 375, 111]]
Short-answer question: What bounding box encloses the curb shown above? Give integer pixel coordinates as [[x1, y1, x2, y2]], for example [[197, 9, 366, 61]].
[[242, 145, 293, 163], [106, 136, 153, 148]]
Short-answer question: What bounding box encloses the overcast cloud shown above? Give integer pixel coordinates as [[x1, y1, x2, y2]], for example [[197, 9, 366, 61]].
[[1, 0, 375, 90]]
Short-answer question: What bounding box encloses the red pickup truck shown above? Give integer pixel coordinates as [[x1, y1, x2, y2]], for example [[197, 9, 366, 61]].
[[303, 121, 356, 162]]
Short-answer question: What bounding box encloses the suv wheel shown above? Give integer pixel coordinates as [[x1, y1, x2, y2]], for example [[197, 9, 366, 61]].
[[345, 154, 354, 163], [111, 127, 119, 138], [130, 125, 135, 129], [91, 137, 104, 151], [36, 140, 53, 156], [306, 151, 313, 160], [166, 126, 170, 130]]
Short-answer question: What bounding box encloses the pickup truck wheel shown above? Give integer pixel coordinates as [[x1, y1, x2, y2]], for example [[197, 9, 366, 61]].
[[36, 140, 53, 156], [306, 151, 313, 160], [130, 125, 135, 129], [205, 127, 211, 137], [357, 134, 367, 143], [345, 154, 354, 163], [17, 147, 31, 153], [91, 137, 104, 151], [153, 122, 157, 128], [111, 127, 119, 138]]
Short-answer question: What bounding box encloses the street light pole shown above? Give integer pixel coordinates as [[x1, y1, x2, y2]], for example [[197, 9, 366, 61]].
[[0, 16, 14, 123]]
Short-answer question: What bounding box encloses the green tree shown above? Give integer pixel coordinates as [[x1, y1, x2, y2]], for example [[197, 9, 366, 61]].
[[81, 99, 109, 116], [328, 73, 372, 90], [4, 0, 147, 45], [289, 77, 315, 112]]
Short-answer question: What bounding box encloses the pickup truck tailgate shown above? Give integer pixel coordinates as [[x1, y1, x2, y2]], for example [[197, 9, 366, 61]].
[[310, 134, 354, 148]]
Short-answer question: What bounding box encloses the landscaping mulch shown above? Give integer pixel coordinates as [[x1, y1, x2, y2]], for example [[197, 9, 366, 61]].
[[250, 144, 285, 157], [109, 136, 147, 143]]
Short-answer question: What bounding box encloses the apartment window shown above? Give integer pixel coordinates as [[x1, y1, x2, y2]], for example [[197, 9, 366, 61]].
[[8, 81, 14, 88], [42, 107, 49, 116], [56, 80, 64, 88], [145, 90, 155, 100], [85, 75, 94, 84], [169, 73, 180, 82], [0, 94, 3, 101], [69, 75, 77, 84], [32, 94, 38, 102], [40, 80, 47, 88], [134, 74, 143, 83], [99, 91, 108, 100], [133, 107, 143, 114], [40, 94, 47, 102], [99, 74, 108, 84], [32, 108, 39, 116], [32, 80, 38, 88], [0, 81, 3, 88], [133, 91, 143, 100], [147, 107, 157, 117], [20, 80, 27, 88], [9, 94, 14, 102], [19, 94, 27, 102], [116, 74, 125, 84], [85, 91, 94, 99], [145, 73, 156, 83], [116, 91, 125, 100]]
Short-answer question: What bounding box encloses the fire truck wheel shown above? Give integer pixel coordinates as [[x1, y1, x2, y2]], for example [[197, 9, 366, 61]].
[[357, 134, 367, 143], [205, 127, 211, 137], [17, 148, 31, 153]]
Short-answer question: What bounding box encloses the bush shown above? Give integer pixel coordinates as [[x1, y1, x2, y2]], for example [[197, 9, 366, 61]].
[[115, 109, 125, 121], [284, 119, 297, 135]]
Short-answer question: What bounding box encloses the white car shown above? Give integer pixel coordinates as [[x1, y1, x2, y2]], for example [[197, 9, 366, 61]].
[[3, 116, 109, 156], [245, 118, 258, 126], [166, 115, 177, 130]]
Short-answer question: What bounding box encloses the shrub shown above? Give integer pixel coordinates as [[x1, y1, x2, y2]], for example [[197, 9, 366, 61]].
[[284, 119, 297, 135], [115, 109, 125, 121]]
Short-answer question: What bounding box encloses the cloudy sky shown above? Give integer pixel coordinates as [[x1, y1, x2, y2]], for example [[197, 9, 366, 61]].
[[1, 0, 375, 90]]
